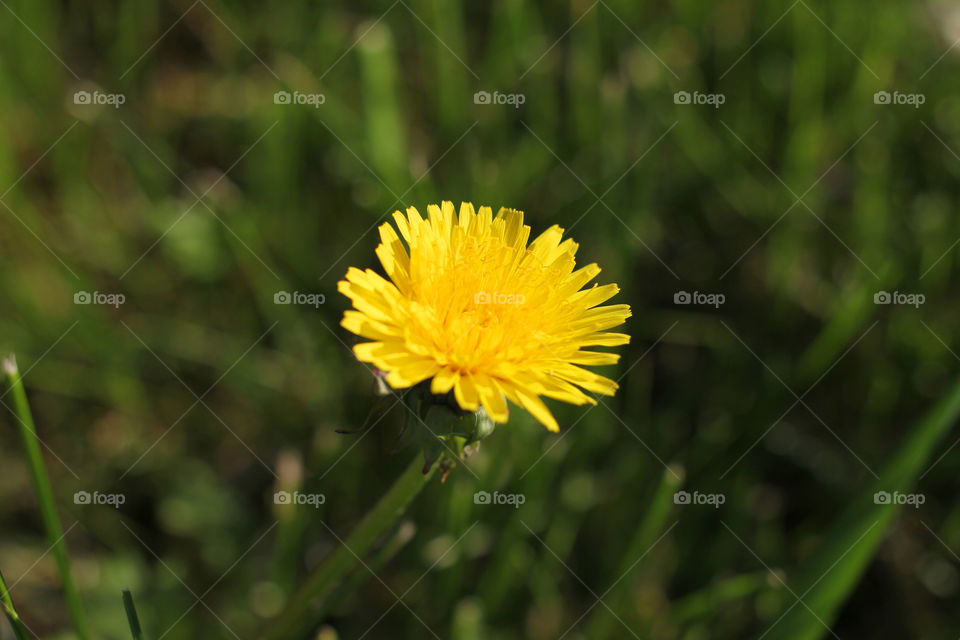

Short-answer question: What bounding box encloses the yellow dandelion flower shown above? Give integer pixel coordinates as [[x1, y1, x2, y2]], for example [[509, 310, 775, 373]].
[[338, 201, 631, 433]]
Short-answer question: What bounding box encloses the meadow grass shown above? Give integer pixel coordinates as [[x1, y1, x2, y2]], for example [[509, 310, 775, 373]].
[[1, 1, 960, 638]]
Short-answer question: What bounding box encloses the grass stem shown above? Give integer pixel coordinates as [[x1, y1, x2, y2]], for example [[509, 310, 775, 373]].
[[0, 568, 30, 640], [3, 355, 91, 640], [122, 589, 145, 640]]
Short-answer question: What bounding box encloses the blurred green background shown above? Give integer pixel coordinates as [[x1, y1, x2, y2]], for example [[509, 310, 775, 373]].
[[2, 0, 960, 638]]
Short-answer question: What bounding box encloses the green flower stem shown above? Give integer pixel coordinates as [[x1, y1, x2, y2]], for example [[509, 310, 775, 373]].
[[295, 520, 417, 633], [0, 568, 30, 640], [265, 453, 443, 639], [3, 356, 91, 640]]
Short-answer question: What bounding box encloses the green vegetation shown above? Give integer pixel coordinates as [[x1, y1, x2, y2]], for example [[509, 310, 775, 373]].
[[2, 1, 960, 638]]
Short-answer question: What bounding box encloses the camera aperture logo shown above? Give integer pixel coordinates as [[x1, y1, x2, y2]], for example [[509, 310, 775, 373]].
[[73, 90, 125, 108], [674, 90, 725, 109], [474, 490, 525, 509], [873, 490, 924, 508], [274, 90, 326, 108], [674, 290, 725, 309], [74, 291, 125, 308], [673, 490, 725, 508], [874, 290, 924, 308], [873, 91, 924, 108], [274, 490, 326, 508], [474, 291, 525, 306], [74, 490, 125, 508], [274, 291, 326, 308], [474, 90, 525, 108]]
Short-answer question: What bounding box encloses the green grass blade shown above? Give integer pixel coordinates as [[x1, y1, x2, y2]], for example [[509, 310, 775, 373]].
[[0, 568, 30, 640], [760, 374, 960, 640], [671, 571, 774, 623], [357, 21, 409, 198], [3, 355, 91, 640], [122, 589, 145, 640]]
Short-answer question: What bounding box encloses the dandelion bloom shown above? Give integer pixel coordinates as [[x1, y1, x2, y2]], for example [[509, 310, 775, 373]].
[[338, 202, 631, 432]]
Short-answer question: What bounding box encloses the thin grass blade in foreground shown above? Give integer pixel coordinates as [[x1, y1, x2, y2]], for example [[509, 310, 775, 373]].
[[0, 568, 30, 640], [3, 355, 91, 640], [122, 589, 145, 640], [760, 374, 960, 640]]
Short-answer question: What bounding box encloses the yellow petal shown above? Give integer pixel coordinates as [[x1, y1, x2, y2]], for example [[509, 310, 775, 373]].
[[453, 375, 480, 411], [515, 388, 559, 432], [458, 202, 476, 230], [431, 367, 459, 394], [567, 351, 621, 366], [353, 341, 385, 364], [574, 332, 631, 347], [341, 311, 401, 341], [570, 304, 632, 332], [475, 375, 509, 422], [392, 210, 412, 244], [554, 365, 619, 396], [385, 359, 439, 388], [563, 263, 601, 293], [528, 225, 564, 261], [567, 283, 620, 310]]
